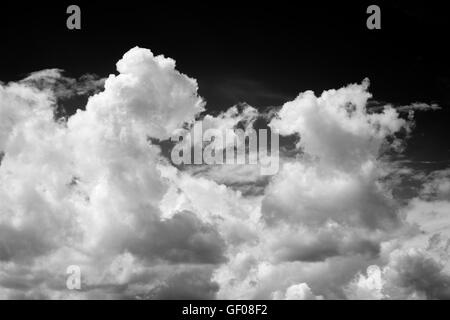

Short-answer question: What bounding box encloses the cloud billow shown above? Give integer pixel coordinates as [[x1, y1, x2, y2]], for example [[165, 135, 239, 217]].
[[0, 47, 448, 299]]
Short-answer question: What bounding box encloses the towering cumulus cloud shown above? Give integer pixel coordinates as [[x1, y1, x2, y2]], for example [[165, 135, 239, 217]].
[[0, 47, 448, 299]]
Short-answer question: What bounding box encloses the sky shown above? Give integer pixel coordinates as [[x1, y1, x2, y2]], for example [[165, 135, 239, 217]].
[[0, 1, 450, 299], [1, 1, 449, 163]]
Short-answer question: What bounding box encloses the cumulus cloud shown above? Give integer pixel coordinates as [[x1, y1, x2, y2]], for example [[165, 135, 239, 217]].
[[272, 283, 323, 300], [269, 78, 408, 170], [0, 46, 447, 299], [346, 167, 450, 300], [346, 248, 450, 299], [0, 47, 213, 299]]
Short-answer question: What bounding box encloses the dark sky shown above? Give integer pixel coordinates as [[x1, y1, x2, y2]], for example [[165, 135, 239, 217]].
[[0, 0, 449, 165]]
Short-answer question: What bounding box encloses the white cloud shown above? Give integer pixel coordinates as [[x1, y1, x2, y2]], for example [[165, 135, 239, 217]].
[[269, 78, 408, 170], [272, 283, 323, 300], [0, 47, 213, 299], [345, 265, 386, 299]]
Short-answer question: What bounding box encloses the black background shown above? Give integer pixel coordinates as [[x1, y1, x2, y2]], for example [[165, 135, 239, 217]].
[[0, 300, 445, 318]]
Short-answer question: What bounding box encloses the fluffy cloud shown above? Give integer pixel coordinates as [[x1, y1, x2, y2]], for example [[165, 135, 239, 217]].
[[269, 78, 408, 170], [272, 283, 323, 300], [0, 46, 447, 299], [346, 248, 450, 299], [346, 167, 450, 300], [0, 47, 214, 299]]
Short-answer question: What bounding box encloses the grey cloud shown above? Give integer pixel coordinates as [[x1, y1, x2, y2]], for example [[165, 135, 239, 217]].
[[273, 229, 380, 262], [396, 102, 441, 112], [0, 225, 54, 262], [128, 211, 227, 264], [384, 249, 450, 299], [420, 169, 450, 200], [148, 266, 219, 299], [368, 100, 440, 113], [21, 68, 105, 100]]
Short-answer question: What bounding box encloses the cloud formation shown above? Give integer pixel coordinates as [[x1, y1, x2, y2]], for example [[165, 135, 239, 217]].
[[0, 47, 448, 299]]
